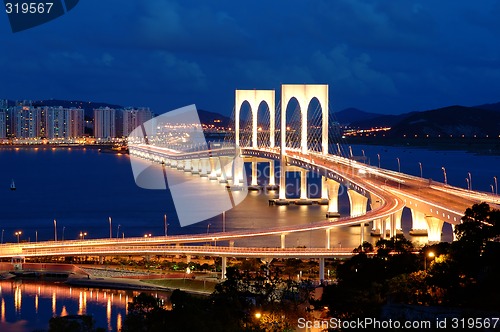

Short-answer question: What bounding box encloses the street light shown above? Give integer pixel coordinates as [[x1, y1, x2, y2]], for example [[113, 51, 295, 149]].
[[494, 176, 498, 195], [1, 229, 4, 244], [54, 219, 57, 241], [349, 146, 353, 158], [425, 251, 435, 271], [15, 231, 22, 243], [144, 233, 152, 238], [418, 162, 423, 179], [441, 167, 447, 185], [117, 225, 121, 238], [465, 178, 470, 191], [79, 232, 87, 240], [396, 157, 400, 173], [377, 154, 381, 168], [467, 172, 472, 190], [491, 185, 495, 194], [222, 211, 226, 233], [108, 217, 112, 239], [164, 214, 168, 237], [62, 226, 65, 241]]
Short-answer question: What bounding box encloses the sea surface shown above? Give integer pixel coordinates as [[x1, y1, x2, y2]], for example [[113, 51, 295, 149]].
[[1, 145, 499, 246], [0, 144, 499, 331]]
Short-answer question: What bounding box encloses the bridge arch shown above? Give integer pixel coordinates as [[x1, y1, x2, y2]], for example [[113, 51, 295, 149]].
[[235, 90, 275, 148], [281, 84, 329, 155], [307, 97, 325, 152], [237, 100, 252, 147], [256, 100, 273, 148]]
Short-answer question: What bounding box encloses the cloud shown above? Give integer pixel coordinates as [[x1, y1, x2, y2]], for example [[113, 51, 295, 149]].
[[312, 45, 397, 95]]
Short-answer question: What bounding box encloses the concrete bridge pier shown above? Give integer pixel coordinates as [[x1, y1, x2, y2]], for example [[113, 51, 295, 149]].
[[184, 159, 192, 172], [276, 158, 289, 205], [451, 224, 457, 241], [281, 233, 286, 249], [266, 160, 277, 189], [251, 161, 258, 186], [326, 179, 340, 218], [371, 219, 382, 236], [425, 216, 444, 243], [360, 222, 365, 244], [325, 228, 331, 249], [221, 256, 227, 280], [347, 189, 368, 217], [176, 160, 184, 170], [369, 196, 383, 236], [218, 157, 229, 183], [409, 210, 429, 236], [170, 159, 178, 168], [208, 157, 218, 180], [385, 209, 403, 237], [319, 257, 325, 283], [296, 169, 312, 205], [231, 154, 244, 187], [191, 159, 200, 175], [248, 159, 262, 190], [319, 177, 329, 205], [221, 156, 233, 182], [380, 219, 387, 238], [175, 243, 181, 259], [199, 158, 209, 177]]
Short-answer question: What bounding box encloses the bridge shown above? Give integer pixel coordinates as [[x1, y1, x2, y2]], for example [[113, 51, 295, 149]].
[[1, 84, 499, 281]]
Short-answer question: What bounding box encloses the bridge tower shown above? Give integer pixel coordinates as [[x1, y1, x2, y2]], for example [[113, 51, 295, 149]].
[[279, 84, 329, 201], [235, 90, 276, 187]]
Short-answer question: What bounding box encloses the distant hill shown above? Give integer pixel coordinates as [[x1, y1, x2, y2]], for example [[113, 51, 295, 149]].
[[474, 102, 500, 112], [197, 109, 231, 127], [387, 105, 500, 137], [349, 112, 416, 129], [333, 108, 384, 125], [27, 100, 231, 126], [33, 99, 123, 119]]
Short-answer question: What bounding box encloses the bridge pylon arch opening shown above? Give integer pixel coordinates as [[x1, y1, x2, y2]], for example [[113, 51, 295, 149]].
[[280, 84, 329, 155], [235, 90, 276, 149]]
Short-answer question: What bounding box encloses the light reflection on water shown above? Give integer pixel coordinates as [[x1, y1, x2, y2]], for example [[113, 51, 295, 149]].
[[0, 280, 168, 332], [0, 144, 497, 329]]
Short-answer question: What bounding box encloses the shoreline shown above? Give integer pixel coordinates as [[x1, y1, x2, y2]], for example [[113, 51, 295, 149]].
[[65, 276, 214, 296], [0, 143, 128, 155], [345, 137, 500, 156]]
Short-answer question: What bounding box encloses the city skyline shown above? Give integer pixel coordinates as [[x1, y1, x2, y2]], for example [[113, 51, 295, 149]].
[[1, 1, 500, 116]]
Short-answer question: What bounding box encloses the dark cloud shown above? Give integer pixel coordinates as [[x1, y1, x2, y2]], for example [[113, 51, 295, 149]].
[[1, 0, 500, 115]]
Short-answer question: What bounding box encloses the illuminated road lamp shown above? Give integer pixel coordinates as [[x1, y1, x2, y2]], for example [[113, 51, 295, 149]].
[[15, 231, 22, 243], [425, 251, 435, 271]]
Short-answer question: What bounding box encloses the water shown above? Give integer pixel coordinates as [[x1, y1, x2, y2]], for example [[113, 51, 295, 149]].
[[0, 279, 168, 332], [0, 145, 498, 331], [1, 145, 499, 246]]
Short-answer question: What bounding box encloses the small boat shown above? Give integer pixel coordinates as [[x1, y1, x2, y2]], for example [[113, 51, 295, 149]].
[[10, 179, 16, 191]]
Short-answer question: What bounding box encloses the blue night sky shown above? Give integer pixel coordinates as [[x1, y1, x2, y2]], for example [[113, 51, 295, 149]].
[[1, 0, 500, 116]]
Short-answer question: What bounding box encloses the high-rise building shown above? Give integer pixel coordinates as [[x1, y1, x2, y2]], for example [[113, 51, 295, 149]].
[[14, 106, 40, 138], [122, 107, 153, 137], [93, 107, 116, 139], [44, 107, 85, 138], [0, 100, 7, 138], [68, 108, 84, 138], [0, 110, 5, 139], [45, 107, 68, 138]]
